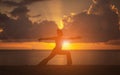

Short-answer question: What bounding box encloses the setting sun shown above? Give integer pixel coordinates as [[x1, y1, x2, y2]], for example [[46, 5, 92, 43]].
[[62, 41, 71, 50], [63, 41, 70, 46]]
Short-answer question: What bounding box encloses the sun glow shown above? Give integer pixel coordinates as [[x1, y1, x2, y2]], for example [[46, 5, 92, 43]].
[[47, 0, 64, 29], [57, 20, 64, 29], [63, 41, 70, 46], [62, 41, 71, 50], [0, 28, 3, 33]]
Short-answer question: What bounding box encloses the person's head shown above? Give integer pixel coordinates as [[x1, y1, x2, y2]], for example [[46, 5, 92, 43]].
[[57, 29, 63, 36]]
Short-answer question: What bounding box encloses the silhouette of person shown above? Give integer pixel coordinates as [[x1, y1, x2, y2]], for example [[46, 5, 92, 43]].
[[38, 29, 81, 65]]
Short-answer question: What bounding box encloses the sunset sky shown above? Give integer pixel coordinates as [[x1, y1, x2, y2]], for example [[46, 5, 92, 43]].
[[0, 0, 120, 50]]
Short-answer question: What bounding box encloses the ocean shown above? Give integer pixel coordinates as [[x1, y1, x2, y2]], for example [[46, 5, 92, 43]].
[[0, 50, 120, 65]]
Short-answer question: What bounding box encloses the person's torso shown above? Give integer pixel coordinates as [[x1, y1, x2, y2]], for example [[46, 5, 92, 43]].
[[54, 37, 63, 51]]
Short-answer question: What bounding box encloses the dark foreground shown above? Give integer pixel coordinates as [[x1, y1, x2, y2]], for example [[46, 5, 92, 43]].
[[0, 65, 120, 75]]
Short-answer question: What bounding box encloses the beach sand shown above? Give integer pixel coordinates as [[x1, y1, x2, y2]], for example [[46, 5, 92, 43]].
[[0, 65, 120, 75]]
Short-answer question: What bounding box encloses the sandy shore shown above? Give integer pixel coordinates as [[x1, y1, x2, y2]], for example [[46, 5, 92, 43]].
[[0, 65, 120, 75]]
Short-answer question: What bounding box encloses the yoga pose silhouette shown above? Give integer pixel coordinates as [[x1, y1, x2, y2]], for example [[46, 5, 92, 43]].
[[38, 29, 81, 65]]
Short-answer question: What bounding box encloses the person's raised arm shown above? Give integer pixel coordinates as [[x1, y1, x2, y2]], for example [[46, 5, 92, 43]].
[[63, 36, 82, 40], [38, 37, 56, 41]]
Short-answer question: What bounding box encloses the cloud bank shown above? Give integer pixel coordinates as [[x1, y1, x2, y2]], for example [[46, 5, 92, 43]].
[[0, 6, 57, 41], [0, 0, 48, 6], [63, 0, 120, 42], [0, 0, 120, 43]]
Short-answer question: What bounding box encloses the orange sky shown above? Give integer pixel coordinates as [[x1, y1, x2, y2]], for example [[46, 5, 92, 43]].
[[0, 0, 120, 51], [0, 42, 119, 50]]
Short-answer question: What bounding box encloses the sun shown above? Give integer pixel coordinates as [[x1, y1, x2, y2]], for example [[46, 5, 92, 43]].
[[63, 41, 70, 46], [62, 40, 71, 50]]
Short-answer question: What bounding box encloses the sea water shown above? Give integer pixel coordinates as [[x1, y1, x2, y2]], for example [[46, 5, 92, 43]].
[[0, 50, 120, 65]]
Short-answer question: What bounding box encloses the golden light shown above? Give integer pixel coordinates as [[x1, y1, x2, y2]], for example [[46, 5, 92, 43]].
[[62, 40, 71, 50], [57, 20, 64, 29], [0, 28, 3, 33], [47, 0, 64, 29], [63, 41, 70, 46]]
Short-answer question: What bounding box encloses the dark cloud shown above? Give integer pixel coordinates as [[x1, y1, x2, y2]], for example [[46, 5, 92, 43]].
[[29, 20, 57, 39], [63, 0, 120, 42], [1, 0, 19, 6], [106, 40, 120, 45], [112, 0, 120, 10], [21, 0, 48, 5], [0, 6, 57, 41], [11, 6, 29, 17], [0, 0, 120, 42], [0, 6, 32, 39], [0, 0, 49, 7]]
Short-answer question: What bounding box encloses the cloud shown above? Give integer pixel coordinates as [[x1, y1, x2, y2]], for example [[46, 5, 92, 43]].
[[112, 0, 120, 10], [29, 20, 57, 39], [106, 40, 120, 45], [0, 7, 32, 39], [0, 6, 57, 41], [63, 0, 120, 42], [1, 1, 17, 6], [0, 0, 49, 7], [11, 6, 29, 17], [0, 0, 120, 42]]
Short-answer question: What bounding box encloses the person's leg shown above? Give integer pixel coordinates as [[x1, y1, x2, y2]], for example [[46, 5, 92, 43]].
[[66, 51, 72, 65], [59, 51, 72, 65], [38, 51, 56, 65]]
